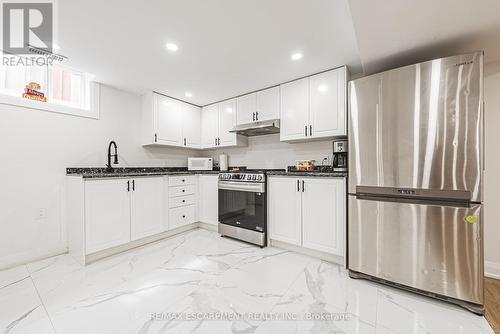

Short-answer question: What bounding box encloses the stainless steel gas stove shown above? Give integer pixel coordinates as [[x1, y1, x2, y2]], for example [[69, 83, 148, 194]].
[[218, 170, 277, 247]]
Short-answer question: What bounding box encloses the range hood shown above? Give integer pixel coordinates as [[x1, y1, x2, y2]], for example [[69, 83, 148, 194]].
[[229, 119, 280, 136]]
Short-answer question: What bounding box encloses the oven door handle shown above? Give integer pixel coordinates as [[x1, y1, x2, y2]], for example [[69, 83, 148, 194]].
[[218, 181, 266, 193]]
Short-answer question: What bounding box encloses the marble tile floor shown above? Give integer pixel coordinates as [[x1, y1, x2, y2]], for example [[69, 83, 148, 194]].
[[0, 228, 494, 334]]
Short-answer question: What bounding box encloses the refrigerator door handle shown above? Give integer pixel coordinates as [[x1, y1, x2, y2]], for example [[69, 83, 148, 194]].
[[354, 194, 472, 208]]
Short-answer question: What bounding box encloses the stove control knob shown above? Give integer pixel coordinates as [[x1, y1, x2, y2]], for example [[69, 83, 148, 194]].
[[258, 175, 263, 181], [252, 175, 257, 180]]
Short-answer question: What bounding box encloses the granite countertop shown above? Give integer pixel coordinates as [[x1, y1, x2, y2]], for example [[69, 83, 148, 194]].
[[266, 170, 348, 177], [66, 167, 219, 179]]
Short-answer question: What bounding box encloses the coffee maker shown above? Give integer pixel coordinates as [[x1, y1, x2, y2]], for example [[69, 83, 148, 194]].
[[332, 139, 348, 172]]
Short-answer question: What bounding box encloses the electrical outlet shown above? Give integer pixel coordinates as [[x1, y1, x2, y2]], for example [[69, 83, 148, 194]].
[[36, 208, 46, 220]]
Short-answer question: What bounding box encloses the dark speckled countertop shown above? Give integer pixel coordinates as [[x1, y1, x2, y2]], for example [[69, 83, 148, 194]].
[[266, 170, 347, 178], [66, 167, 219, 179], [67, 167, 348, 179]]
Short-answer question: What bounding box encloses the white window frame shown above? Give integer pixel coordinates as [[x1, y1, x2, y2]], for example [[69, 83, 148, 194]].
[[0, 59, 100, 119]]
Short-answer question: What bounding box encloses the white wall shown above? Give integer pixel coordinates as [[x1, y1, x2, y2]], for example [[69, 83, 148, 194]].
[[0, 85, 200, 268], [205, 134, 334, 169], [484, 71, 500, 278]]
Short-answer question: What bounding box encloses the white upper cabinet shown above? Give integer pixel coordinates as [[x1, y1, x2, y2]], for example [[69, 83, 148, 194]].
[[182, 103, 202, 148], [201, 100, 247, 149], [236, 87, 279, 125], [280, 78, 310, 141], [142, 92, 202, 149], [280, 67, 347, 142], [218, 98, 237, 147], [236, 93, 257, 125], [201, 104, 219, 148], [155, 94, 183, 146], [309, 69, 346, 138], [256, 86, 280, 121]]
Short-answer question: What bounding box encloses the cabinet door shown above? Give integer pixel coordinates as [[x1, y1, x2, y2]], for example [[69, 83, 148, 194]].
[[155, 94, 183, 146], [256, 86, 280, 121], [181, 103, 201, 149], [201, 104, 219, 148], [268, 177, 302, 245], [302, 177, 345, 256], [236, 93, 256, 125], [218, 99, 237, 147], [130, 177, 164, 241], [198, 175, 219, 225], [280, 78, 310, 141], [309, 68, 346, 138], [85, 179, 131, 254]]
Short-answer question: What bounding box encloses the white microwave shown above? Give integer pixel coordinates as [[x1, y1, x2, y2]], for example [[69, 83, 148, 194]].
[[188, 157, 213, 171]]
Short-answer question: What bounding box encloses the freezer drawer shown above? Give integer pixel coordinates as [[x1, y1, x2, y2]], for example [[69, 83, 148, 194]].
[[348, 195, 483, 305]]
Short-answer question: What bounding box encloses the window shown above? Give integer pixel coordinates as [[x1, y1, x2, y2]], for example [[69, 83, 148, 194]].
[[0, 55, 99, 118]]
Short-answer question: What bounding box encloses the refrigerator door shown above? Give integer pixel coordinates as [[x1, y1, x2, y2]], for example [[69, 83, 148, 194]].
[[349, 52, 484, 202], [348, 194, 483, 305]]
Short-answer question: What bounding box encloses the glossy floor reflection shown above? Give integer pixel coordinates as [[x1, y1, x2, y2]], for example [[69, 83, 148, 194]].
[[0, 229, 494, 334]]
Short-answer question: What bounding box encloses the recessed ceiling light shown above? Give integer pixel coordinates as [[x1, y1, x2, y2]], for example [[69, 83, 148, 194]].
[[185, 92, 192, 98], [291, 52, 303, 61], [165, 43, 179, 52]]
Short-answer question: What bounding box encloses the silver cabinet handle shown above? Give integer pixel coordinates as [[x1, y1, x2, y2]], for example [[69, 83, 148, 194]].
[[297, 180, 300, 192], [304, 126, 307, 136], [309, 125, 312, 136], [302, 180, 305, 192]]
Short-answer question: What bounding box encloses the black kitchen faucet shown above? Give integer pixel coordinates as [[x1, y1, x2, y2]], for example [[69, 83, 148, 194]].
[[106, 141, 119, 171]]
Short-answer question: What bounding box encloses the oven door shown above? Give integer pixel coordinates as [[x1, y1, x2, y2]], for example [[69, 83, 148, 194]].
[[218, 181, 266, 232]]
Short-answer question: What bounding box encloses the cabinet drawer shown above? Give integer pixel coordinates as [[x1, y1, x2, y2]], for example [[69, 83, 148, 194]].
[[169, 175, 196, 187], [169, 194, 196, 208], [169, 205, 195, 229], [169, 184, 196, 197]]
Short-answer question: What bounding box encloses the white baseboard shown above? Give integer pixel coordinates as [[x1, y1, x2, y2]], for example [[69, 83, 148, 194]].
[[270, 239, 345, 266], [485, 261, 500, 279], [197, 222, 218, 232], [0, 246, 68, 270]]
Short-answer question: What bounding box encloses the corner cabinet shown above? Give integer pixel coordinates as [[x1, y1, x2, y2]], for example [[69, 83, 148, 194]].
[[142, 92, 202, 149], [280, 67, 348, 142], [201, 99, 248, 149], [268, 176, 346, 257]]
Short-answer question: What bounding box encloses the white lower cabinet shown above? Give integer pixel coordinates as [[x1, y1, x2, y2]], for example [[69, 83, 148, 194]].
[[268, 177, 302, 245], [268, 176, 346, 256], [198, 174, 219, 225], [130, 178, 164, 241], [166, 175, 198, 230], [84, 179, 131, 254], [301, 178, 345, 255], [169, 205, 196, 229]]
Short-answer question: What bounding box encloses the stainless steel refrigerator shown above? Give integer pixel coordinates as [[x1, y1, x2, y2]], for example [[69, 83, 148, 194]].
[[348, 52, 484, 314]]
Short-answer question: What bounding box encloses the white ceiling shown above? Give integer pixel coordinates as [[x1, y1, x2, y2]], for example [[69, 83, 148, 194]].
[[57, 0, 361, 106], [348, 0, 500, 75], [57, 0, 500, 105]]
